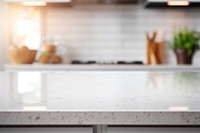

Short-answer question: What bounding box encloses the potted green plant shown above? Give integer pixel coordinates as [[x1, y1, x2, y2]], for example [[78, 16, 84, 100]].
[[172, 28, 200, 64]]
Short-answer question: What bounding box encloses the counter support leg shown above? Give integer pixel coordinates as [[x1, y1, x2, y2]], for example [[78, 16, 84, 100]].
[[93, 125, 107, 133]]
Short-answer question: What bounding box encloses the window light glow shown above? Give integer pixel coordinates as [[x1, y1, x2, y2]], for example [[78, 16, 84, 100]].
[[17, 19, 32, 36], [22, 2, 47, 6], [167, 1, 190, 6], [14, 9, 41, 49]]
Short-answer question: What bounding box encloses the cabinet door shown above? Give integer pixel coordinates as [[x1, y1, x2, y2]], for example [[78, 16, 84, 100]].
[[108, 127, 200, 133], [0, 127, 92, 133]]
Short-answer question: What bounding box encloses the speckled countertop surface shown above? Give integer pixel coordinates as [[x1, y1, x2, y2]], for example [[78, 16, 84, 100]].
[[0, 71, 200, 125]]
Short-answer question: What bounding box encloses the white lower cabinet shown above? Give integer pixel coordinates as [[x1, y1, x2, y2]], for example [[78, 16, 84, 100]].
[[108, 127, 200, 133], [0, 127, 92, 133]]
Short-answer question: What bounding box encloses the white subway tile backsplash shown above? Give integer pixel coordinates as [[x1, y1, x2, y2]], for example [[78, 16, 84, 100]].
[[46, 5, 200, 64]]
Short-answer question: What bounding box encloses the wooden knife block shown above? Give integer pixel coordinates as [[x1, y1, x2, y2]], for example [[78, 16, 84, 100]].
[[146, 32, 163, 65]]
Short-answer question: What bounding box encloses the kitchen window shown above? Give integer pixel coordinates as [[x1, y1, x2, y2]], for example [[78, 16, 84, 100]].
[[9, 5, 44, 50]]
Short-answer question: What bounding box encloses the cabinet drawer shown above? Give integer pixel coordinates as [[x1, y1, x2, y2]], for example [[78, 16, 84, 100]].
[[0, 127, 92, 133], [108, 127, 200, 133]]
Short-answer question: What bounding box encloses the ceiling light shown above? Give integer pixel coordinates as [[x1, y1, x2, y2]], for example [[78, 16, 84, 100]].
[[167, 1, 190, 6], [22, 2, 47, 6]]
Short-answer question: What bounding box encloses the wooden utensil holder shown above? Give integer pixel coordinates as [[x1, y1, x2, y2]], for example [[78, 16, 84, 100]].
[[146, 32, 163, 65]]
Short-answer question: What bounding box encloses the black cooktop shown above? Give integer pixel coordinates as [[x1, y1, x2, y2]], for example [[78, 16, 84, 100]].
[[71, 60, 144, 65]]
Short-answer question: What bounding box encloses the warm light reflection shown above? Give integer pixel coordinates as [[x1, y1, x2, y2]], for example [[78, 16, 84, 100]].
[[23, 106, 47, 111], [17, 72, 41, 94], [169, 106, 189, 111], [17, 72, 42, 104], [22, 2, 47, 6], [167, 1, 190, 6]]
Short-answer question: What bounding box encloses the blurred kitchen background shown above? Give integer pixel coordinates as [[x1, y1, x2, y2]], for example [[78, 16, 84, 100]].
[[0, 0, 200, 71]]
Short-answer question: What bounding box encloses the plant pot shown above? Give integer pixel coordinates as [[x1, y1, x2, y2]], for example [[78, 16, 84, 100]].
[[175, 49, 194, 64]]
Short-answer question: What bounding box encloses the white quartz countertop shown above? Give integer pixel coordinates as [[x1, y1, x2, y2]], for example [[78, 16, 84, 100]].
[[0, 71, 200, 125]]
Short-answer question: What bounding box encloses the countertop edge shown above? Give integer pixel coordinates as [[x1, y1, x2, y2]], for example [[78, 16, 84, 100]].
[[0, 112, 200, 125]]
